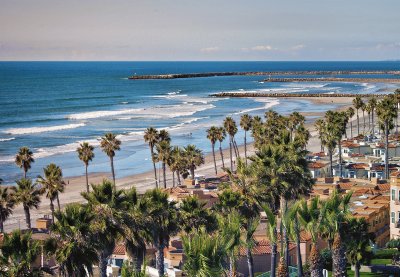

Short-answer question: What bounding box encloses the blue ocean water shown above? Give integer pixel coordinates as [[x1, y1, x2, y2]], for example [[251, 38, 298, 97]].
[[0, 61, 399, 184]]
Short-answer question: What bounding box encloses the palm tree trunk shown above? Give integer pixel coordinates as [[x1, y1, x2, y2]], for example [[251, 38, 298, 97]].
[[56, 194, 61, 211], [357, 110, 360, 136], [232, 137, 238, 158], [363, 111, 365, 133], [99, 251, 108, 277], [50, 199, 55, 223], [310, 243, 322, 277], [372, 110, 375, 134], [172, 171, 175, 187], [295, 220, 303, 277], [338, 142, 343, 178], [329, 150, 333, 177], [244, 130, 248, 164], [177, 171, 181, 186], [110, 156, 116, 185], [385, 122, 389, 179], [246, 247, 254, 277], [219, 141, 225, 168], [354, 261, 360, 277], [212, 143, 217, 175], [229, 256, 235, 277], [0, 219, 4, 233], [190, 166, 195, 184], [234, 139, 240, 158], [162, 162, 167, 189], [135, 248, 144, 272], [24, 169, 27, 179], [271, 241, 277, 277], [332, 233, 346, 277], [368, 113, 371, 133], [229, 140, 233, 171], [350, 121, 353, 138], [85, 164, 89, 193], [150, 146, 158, 188], [23, 204, 31, 229], [156, 243, 165, 277]]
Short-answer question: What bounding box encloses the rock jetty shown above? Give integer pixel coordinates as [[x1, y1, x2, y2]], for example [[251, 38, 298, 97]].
[[128, 70, 400, 80], [263, 77, 400, 83], [210, 92, 389, 98]]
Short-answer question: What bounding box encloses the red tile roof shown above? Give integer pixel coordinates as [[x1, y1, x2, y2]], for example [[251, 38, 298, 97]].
[[308, 162, 326, 169], [113, 244, 125, 255], [346, 163, 368, 170]]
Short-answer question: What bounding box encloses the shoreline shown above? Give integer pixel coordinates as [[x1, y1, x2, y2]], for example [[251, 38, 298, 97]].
[[3, 96, 356, 232]]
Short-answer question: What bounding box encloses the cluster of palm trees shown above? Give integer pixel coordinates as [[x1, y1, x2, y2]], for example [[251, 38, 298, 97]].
[[144, 127, 205, 188]]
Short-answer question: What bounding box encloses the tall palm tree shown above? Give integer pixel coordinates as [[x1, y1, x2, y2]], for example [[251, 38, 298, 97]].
[[261, 205, 278, 277], [144, 127, 159, 188], [100, 132, 121, 185], [81, 179, 129, 277], [77, 142, 95, 193], [155, 140, 171, 189], [287, 203, 304, 277], [182, 228, 226, 277], [376, 96, 396, 179], [37, 163, 66, 221], [179, 196, 217, 234], [46, 203, 98, 276], [0, 186, 15, 233], [288, 111, 305, 141], [158, 129, 171, 143], [15, 146, 34, 179], [14, 178, 41, 229], [206, 126, 219, 175], [224, 117, 239, 170], [314, 119, 326, 152], [169, 146, 186, 187], [353, 96, 364, 136], [365, 103, 372, 133], [346, 107, 355, 138], [298, 197, 324, 277], [215, 127, 226, 169], [361, 102, 366, 133], [141, 189, 179, 277], [323, 191, 352, 277], [240, 114, 253, 163], [0, 230, 41, 276], [183, 145, 204, 184], [368, 97, 377, 134]]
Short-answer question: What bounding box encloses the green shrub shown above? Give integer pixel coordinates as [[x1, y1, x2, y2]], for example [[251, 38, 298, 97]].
[[373, 249, 399, 259], [320, 248, 333, 270]]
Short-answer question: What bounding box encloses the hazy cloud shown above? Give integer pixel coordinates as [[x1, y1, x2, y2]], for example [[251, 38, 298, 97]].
[[200, 47, 220, 53]]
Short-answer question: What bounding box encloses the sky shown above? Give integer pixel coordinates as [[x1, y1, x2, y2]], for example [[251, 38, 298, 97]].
[[0, 0, 399, 61]]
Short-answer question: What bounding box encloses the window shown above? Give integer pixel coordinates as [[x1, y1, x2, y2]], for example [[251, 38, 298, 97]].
[[393, 189, 396, 201], [398, 212, 400, 222], [392, 212, 395, 223]]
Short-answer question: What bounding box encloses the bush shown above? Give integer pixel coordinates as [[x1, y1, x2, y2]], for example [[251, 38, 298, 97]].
[[374, 249, 399, 259]]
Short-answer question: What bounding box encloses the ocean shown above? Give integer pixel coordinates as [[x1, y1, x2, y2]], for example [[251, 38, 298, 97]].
[[0, 61, 399, 184]]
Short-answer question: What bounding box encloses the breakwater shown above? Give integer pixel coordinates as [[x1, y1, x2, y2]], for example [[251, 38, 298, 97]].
[[210, 92, 388, 98], [263, 77, 400, 83], [128, 70, 400, 80]]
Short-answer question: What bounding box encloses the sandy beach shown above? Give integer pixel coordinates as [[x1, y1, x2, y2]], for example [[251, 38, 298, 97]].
[[3, 96, 359, 232]]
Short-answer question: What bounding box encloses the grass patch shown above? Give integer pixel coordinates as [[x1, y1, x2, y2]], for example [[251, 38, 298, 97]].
[[328, 268, 390, 277], [370, 258, 391, 265]]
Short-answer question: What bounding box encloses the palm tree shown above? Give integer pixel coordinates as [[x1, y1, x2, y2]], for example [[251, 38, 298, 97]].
[[287, 203, 304, 277], [182, 228, 226, 277], [368, 97, 377, 134], [46, 203, 98, 276], [82, 179, 129, 277], [314, 119, 326, 152], [14, 178, 41, 229], [206, 126, 219, 175], [224, 117, 239, 169], [240, 114, 253, 163], [141, 189, 179, 277], [158, 129, 171, 142], [298, 197, 324, 277], [353, 96, 364, 136], [366, 103, 372, 133], [179, 196, 217, 234], [144, 127, 159, 188], [345, 218, 371, 277], [155, 140, 171, 189], [261, 205, 278, 277], [323, 191, 352, 277], [0, 230, 41, 275], [77, 142, 95, 193], [37, 163, 66, 221], [346, 107, 355, 138], [100, 132, 121, 185], [0, 186, 15, 233], [288, 111, 305, 141], [15, 146, 34, 178], [219, 211, 242, 277], [183, 144, 204, 184], [361, 102, 366, 133], [376, 96, 397, 179], [215, 127, 226, 169], [169, 146, 186, 187]]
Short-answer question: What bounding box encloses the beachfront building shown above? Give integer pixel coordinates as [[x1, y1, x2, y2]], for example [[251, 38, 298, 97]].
[[390, 172, 400, 239]]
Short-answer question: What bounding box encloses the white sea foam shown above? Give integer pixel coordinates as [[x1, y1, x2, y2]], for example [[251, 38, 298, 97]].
[[235, 98, 280, 115], [120, 101, 129, 104], [67, 109, 142, 120], [0, 137, 15, 142], [3, 123, 85, 135]]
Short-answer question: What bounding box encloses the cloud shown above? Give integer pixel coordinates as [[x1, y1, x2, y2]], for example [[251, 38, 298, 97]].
[[250, 45, 274, 51], [200, 47, 220, 53], [375, 42, 400, 50], [291, 44, 305, 50]]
